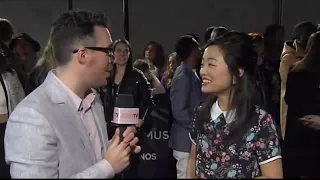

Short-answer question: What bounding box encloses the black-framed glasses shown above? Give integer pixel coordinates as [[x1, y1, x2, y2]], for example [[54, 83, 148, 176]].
[[73, 47, 114, 58]]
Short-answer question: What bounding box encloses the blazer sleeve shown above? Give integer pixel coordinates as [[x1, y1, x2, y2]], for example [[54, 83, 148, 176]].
[[170, 70, 192, 129], [5, 107, 114, 179]]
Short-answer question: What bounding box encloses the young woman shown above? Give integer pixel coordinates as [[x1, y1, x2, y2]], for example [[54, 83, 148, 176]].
[[143, 41, 165, 79], [187, 32, 282, 179], [101, 39, 153, 138], [283, 31, 320, 178], [99, 39, 153, 178], [161, 52, 181, 93]]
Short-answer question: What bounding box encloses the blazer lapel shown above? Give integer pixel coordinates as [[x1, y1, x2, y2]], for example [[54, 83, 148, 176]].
[[43, 71, 97, 164], [65, 104, 98, 163], [91, 101, 109, 152]]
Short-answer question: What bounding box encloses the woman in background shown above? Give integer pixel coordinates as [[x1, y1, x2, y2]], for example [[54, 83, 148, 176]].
[[283, 32, 320, 178], [187, 32, 282, 179], [161, 52, 181, 94], [133, 59, 166, 96], [143, 41, 165, 79], [28, 39, 56, 94], [101, 39, 153, 139], [99, 39, 153, 179]]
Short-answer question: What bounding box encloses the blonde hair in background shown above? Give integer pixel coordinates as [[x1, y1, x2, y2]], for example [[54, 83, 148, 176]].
[[164, 52, 181, 88], [32, 36, 56, 85]]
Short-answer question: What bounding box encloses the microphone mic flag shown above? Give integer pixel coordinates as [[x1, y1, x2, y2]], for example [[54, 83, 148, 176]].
[[112, 94, 139, 141]]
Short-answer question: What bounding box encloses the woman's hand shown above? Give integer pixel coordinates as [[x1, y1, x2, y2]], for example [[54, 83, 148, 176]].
[[299, 115, 320, 130], [135, 119, 144, 128]]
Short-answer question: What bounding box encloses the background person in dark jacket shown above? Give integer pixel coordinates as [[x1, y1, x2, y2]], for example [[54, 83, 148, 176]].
[[99, 39, 153, 179], [0, 18, 25, 179], [283, 31, 320, 178]]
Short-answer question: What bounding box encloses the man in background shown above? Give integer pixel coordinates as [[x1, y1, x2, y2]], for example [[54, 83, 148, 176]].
[[10, 33, 41, 94], [170, 35, 202, 179]]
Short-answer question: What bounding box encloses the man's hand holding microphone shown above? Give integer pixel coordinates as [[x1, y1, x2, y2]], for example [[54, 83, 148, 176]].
[[105, 94, 142, 174], [105, 126, 141, 174]]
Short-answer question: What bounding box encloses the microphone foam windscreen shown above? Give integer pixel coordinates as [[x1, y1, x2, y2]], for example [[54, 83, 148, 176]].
[[115, 94, 134, 108]]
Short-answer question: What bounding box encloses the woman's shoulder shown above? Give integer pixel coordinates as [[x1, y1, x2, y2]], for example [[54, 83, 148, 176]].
[[131, 68, 149, 82], [131, 68, 143, 76], [289, 61, 314, 75], [288, 67, 314, 83]]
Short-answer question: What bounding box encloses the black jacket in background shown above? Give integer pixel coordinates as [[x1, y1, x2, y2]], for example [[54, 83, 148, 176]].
[[98, 68, 154, 140], [283, 68, 320, 178]]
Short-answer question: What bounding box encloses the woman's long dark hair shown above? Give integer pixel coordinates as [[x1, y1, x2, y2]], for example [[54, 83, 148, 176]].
[[197, 32, 261, 144], [111, 39, 133, 83], [291, 31, 320, 75], [143, 41, 165, 69]]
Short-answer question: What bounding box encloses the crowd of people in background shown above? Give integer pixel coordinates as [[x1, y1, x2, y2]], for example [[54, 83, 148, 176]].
[[0, 10, 320, 178]]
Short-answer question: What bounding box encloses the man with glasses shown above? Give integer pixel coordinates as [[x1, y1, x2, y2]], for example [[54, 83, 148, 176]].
[[4, 11, 140, 178]]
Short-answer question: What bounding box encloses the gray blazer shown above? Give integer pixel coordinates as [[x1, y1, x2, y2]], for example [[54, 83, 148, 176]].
[[4, 71, 112, 178], [169, 62, 202, 152]]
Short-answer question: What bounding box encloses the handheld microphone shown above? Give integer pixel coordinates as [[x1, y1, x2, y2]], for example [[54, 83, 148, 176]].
[[112, 94, 139, 141]]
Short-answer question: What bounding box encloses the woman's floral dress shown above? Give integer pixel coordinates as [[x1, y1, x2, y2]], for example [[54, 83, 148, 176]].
[[190, 106, 282, 179]]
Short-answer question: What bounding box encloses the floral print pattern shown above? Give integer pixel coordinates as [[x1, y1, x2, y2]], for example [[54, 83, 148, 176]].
[[190, 106, 281, 179]]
